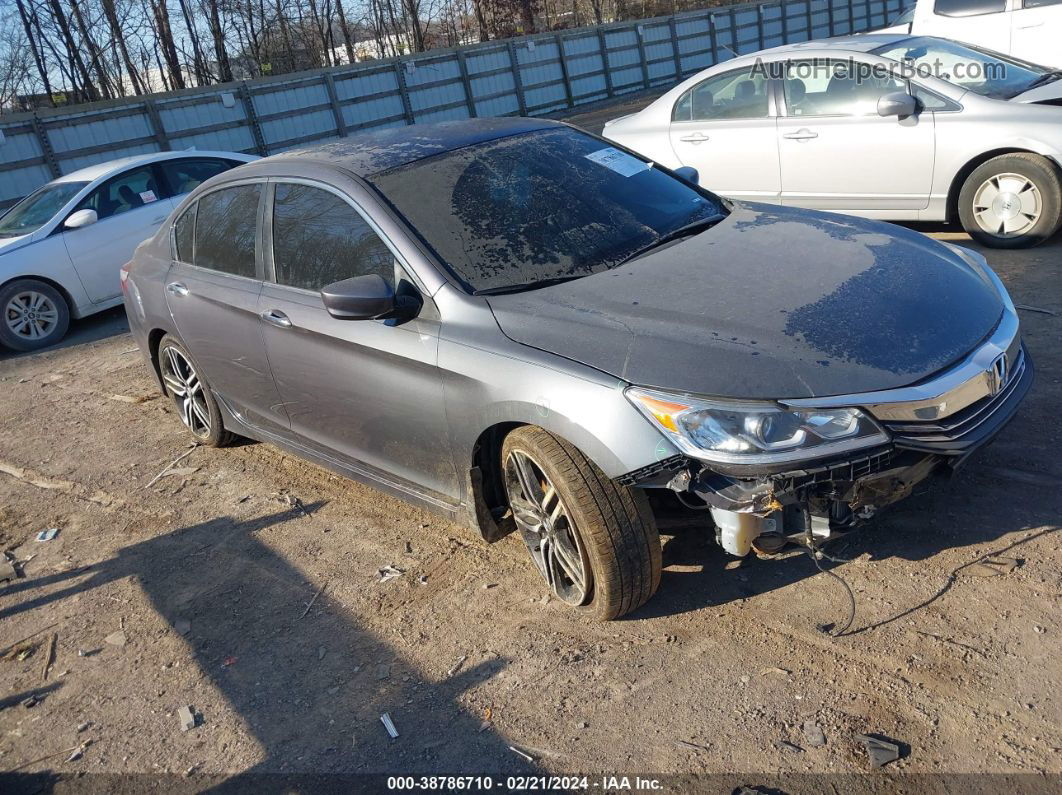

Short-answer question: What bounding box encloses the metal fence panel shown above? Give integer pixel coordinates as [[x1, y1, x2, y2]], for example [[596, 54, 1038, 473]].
[[0, 0, 902, 209]]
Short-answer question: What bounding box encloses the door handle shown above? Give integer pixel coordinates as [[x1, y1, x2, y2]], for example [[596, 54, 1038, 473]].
[[783, 129, 819, 141], [166, 282, 188, 297], [260, 309, 292, 328], [1016, 21, 1043, 28], [679, 133, 710, 144]]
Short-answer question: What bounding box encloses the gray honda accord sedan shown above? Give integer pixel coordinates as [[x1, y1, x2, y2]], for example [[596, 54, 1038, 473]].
[[123, 118, 1032, 619]]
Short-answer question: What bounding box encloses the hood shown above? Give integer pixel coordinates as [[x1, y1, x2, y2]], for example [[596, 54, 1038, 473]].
[[0, 233, 33, 256], [487, 204, 1003, 400]]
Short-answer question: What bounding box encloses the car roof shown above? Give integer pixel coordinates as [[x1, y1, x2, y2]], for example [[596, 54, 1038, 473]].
[[257, 117, 562, 178], [748, 32, 914, 59], [53, 150, 253, 185]]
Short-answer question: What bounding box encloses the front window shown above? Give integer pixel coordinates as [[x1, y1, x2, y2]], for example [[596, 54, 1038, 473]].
[[368, 128, 726, 294], [0, 182, 87, 238], [873, 37, 1056, 99], [784, 60, 907, 116], [76, 166, 165, 221]]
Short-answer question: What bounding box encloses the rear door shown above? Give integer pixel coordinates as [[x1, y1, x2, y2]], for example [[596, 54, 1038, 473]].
[[1009, 0, 1062, 67], [62, 164, 172, 303], [667, 65, 781, 203], [165, 181, 290, 436], [776, 59, 935, 213], [257, 179, 459, 501]]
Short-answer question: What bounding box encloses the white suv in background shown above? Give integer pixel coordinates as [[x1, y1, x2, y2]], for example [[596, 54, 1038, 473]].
[[881, 0, 1062, 68], [0, 150, 255, 351]]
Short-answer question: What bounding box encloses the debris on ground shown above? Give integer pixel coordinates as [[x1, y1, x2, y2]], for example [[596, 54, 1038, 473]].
[[760, 666, 790, 676], [222, 656, 237, 667], [967, 556, 1021, 577], [66, 740, 91, 762], [380, 712, 399, 739], [158, 466, 199, 480], [508, 745, 534, 762], [21, 695, 39, 709], [78, 648, 101, 657], [856, 733, 901, 768], [177, 705, 197, 732], [775, 740, 804, 753], [675, 739, 710, 752], [107, 393, 157, 404], [40, 632, 56, 681], [417, 575, 428, 585], [143, 446, 198, 489], [77, 722, 91, 733], [0, 559, 17, 582], [35, 528, 59, 542], [2, 642, 38, 662], [803, 720, 826, 747], [375, 664, 391, 681], [447, 655, 467, 676], [404, 541, 413, 555], [482, 582, 498, 590], [174, 618, 191, 635], [1014, 303, 1058, 316], [298, 580, 328, 619], [317, 646, 327, 661], [376, 565, 404, 583], [104, 631, 127, 647]]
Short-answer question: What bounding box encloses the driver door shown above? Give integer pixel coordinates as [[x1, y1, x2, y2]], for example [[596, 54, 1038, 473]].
[[62, 164, 174, 303]]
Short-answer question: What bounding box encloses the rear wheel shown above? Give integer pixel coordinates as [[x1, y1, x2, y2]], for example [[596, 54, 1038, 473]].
[[501, 426, 661, 620], [158, 334, 234, 447], [0, 279, 70, 352], [958, 153, 1062, 249]]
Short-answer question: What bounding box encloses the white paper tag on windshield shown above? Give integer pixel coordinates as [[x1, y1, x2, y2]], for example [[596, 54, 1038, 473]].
[[139, 190, 157, 203], [585, 147, 649, 178]]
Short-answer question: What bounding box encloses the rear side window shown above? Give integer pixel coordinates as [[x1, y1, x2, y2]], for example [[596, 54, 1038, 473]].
[[174, 203, 196, 262], [194, 184, 260, 278], [160, 158, 240, 197], [673, 67, 770, 122], [271, 183, 394, 291], [933, 0, 1005, 16]]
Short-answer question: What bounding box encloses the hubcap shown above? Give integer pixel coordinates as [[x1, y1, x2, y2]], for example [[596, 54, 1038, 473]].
[[161, 345, 211, 437], [504, 450, 591, 605], [4, 290, 59, 341], [972, 173, 1042, 238]]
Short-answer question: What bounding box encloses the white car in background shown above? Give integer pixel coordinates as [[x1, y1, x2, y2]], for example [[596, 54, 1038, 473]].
[[603, 34, 1062, 249], [881, 0, 1062, 68], [0, 150, 255, 351]]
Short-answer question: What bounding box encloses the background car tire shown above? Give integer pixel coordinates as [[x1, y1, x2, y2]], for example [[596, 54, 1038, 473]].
[[158, 334, 234, 447], [501, 426, 662, 620], [958, 153, 1062, 249], [0, 279, 70, 352]]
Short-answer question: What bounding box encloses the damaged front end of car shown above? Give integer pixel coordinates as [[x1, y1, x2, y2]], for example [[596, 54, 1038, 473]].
[[620, 306, 1032, 558]]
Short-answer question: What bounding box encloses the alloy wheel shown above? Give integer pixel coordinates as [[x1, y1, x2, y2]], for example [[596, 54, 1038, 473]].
[[504, 449, 592, 605], [972, 173, 1042, 239], [161, 345, 211, 437], [4, 290, 60, 343]]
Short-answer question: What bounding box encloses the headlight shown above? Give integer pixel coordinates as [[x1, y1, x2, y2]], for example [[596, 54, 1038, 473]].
[[626, 387, 889, 465]]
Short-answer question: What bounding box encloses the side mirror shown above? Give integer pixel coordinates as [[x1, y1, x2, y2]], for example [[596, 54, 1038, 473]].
[[64, 208, 98, 230], [877, 92, 918, 119], [321, 274, 395, 320], [673, 166, 700, 185]]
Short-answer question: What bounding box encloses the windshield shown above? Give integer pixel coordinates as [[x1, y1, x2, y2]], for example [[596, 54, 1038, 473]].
[[872, 37, 1052, 99], [0, 181, 88, 238], [368, 128, 725, 293]]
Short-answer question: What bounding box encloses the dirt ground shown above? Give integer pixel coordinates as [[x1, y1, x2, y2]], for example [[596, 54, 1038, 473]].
[[1, 100, 1061, 791]]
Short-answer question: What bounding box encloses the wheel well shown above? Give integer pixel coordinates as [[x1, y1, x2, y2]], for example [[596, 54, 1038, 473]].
[[946, 149, 1055, 223], [0, 275, 76, 316], [469, 422, 525, 542], [147, 328, 168, 384]]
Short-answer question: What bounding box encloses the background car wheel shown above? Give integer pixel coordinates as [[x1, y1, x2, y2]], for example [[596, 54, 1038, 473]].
[[158, 334, 234, 447], [0, 279, 70, 352], [501, 426, 661, 620], [958, 153, 1062, 249]]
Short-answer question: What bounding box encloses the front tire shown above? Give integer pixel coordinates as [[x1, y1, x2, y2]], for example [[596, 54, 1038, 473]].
[[501, 426, 661, 620], [958, 153, 1062, 249], [158, 334, 234, 447], [0, 279, 70, 352]]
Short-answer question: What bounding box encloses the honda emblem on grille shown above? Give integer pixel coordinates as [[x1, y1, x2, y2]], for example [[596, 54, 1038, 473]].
[[987, 354, 1008, 397]]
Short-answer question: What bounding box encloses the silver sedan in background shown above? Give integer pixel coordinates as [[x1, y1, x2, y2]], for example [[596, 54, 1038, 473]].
[[604, 34, 1062, 248]]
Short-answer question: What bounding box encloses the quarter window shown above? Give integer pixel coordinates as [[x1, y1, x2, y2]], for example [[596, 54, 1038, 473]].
[[76, 166, 165, 221], [933, 0, 1005, 15], [174, 203, 196, 263], [160, 158, 240, 197], [271, 183, 394, 291], [193, 185, 260, 278], [784, 60, 907, 116], [673, 68, 770, 122]]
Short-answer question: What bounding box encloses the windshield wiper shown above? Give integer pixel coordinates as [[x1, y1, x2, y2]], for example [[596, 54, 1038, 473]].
[[474, 274, 588, 296], [1022, 70, 1062, 91], [617, 213, 727, 266]]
